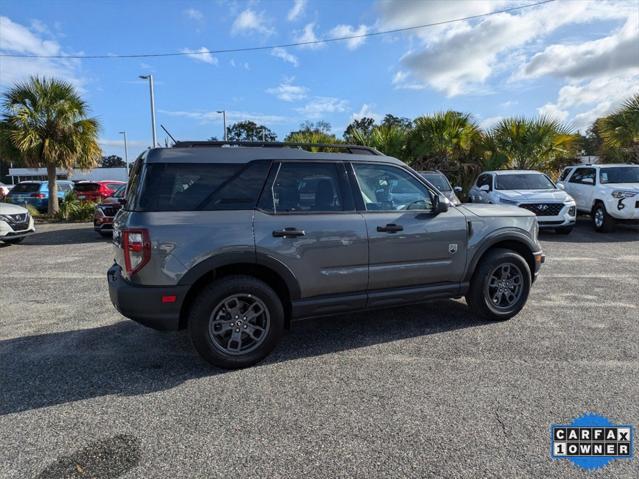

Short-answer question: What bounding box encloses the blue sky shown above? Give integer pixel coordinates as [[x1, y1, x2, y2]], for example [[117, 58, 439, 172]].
[[1, 0, 637, 160]]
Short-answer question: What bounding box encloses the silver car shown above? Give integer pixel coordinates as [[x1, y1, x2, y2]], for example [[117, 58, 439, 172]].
[[108, 142, 544, 368]]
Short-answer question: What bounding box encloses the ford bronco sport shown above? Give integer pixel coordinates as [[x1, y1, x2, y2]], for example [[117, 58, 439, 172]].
[[108, 142, 544, 369]]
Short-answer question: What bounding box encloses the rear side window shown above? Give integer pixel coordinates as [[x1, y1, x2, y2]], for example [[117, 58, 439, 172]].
[[259, 162, 349, 213], [11, 183, 41, 193], [136, 161, 270, 211]]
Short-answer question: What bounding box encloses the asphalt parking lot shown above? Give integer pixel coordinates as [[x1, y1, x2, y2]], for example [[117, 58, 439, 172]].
[[1, 220, 638, 478]]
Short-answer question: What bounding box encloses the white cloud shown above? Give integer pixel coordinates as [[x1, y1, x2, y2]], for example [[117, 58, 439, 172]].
[[295, 23, 323, 49], [520, 14, 639, 80], [181, 47, 218, 65], [287, 0, 307, 22], [271, 47, 298, 66], [329, 24, 369, 50], [266, 77, 308, 102], [478, 116, 504, 130], [378, 0, 633, 96], [183, 8, 204, 21], [231, 9, 274, 36], [537, 73, 639, 131], [159, 109, 288, 125], [351, 104, 382, 123], [295, 97, 348, 118], [0, 16, 83, 89]]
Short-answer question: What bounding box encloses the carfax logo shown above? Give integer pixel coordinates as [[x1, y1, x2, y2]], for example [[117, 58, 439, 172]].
[[551, 413, 634, 470]]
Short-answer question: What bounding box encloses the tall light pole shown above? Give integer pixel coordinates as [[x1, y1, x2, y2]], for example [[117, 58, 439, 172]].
[[139, 75, 157, 147], [119, 131, 129, 173], [217, 110, 227, 141]]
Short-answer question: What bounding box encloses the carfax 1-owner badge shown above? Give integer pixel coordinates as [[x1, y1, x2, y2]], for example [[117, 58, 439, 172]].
[[551, 413, 634, 470]]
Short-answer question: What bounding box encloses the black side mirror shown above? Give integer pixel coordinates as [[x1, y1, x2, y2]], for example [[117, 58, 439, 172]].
[[433, 194, 449, 214]]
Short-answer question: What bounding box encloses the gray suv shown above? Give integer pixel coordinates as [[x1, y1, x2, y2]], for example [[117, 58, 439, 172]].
[[108, 142, 544, 368]]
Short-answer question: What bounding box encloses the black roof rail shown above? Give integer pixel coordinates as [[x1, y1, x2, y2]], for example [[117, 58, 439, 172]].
[[171, 140, 383, 156]]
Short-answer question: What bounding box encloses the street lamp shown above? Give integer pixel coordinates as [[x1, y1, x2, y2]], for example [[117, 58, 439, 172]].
[[139, 75, 157, 147], [119, 131, 129, 173], [217, 110, 227, 141]]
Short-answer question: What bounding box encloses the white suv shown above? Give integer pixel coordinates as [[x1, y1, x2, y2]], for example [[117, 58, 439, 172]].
[[557, 164, 639, 232], [468, 170, 577, 234]]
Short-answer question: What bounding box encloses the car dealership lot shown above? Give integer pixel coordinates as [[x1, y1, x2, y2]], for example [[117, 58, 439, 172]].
[[1, 222, 638, 478]]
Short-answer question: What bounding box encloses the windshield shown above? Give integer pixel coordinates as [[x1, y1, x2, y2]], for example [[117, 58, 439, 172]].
[[421, 173, 452, 191], [495, 173, 555, 190], [600, 167, 639, 184], [10, 183, 41, 193]]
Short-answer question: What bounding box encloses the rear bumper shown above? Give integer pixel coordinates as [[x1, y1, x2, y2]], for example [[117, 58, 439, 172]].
[[107, 263, 188, 331]]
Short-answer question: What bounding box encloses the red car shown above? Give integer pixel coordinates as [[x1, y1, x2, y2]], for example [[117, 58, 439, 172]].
[[75, 180, 126, 202], [94, 184, 126, 236]]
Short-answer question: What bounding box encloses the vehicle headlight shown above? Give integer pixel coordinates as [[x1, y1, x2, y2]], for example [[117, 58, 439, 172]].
[[611, 191, 637, 199], [0, 214, 11, 222], [563, 197, 576, 205], [498, 196, 519, 205]]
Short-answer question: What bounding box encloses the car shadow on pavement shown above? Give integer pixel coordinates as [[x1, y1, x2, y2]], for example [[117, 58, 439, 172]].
[[0, 299, 481, 416], [540, 218, 639, 244], [22, 225, 111, 246]]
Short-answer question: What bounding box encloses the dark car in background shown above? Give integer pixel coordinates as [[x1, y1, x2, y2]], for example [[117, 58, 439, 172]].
[[94, 184, 126, 236], [419, 171, 462, 205], [75, 180, 126, 203]]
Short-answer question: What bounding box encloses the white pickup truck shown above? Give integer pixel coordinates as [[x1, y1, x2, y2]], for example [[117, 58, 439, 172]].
[[557, 164, 639, 232]]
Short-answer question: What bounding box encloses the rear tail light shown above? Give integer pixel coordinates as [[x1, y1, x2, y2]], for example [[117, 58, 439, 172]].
[[30, 193, 46, 198], [122, 229, 151, 276]]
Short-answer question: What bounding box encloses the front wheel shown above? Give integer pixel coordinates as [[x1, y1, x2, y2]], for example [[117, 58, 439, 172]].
[[466, 248, 532, 321], [592, 203, 615, 233], [188, 275, 284, 369]]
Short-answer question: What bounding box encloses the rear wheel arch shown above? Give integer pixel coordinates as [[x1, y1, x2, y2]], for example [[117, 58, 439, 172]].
[[178, 257, 298, 330]]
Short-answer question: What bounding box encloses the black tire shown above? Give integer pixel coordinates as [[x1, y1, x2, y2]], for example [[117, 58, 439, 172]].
[[188, 275, 284, 369], [97, 230, 112, 238], [465, 248, 532, 321], [3, 237, 25, 244], [555, 226, 573, 235], [592, 202, 615, 233]]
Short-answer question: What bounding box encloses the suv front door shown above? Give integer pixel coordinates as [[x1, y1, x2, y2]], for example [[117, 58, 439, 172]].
[[253, 161, 368, 303], [567, 167, 596, 211], [350, 162, 468, 293]]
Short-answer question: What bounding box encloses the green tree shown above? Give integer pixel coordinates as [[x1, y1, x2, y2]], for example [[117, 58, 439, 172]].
[[226, 121, 277, 142], [1, 77, 101, 214], [486, 117, 579, 172], [599, 94, 639, 162], [284, 122, 340, 150], [100, 155, 126, 168], [343, 117, 376, 143]]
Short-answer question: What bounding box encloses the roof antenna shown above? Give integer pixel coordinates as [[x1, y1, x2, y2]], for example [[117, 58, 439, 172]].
[[160, 124, 177, 145]]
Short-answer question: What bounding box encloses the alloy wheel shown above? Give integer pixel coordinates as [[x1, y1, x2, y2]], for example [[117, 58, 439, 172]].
[[484, 263, 524, 311], [208, 294, 270, 355]]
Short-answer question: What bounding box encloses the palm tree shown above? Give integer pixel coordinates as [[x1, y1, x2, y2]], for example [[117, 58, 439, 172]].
[[406, 111, 483, 191], [1, 77, 101, 214], [599, 94, 639, 162], [349, 122, 409, 162], [486, 117, 578, 172]]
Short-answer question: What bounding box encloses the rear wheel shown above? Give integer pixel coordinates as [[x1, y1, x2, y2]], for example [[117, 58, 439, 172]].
[[188, 275, 284, 369], [466, 248, 531, 321], [592, 202, 615, 232]]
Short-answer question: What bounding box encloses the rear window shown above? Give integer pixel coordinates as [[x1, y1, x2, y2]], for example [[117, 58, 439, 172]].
[[10, 183, 41, 193], [135, 161, 271, 211], [74, 183, 99, 192]]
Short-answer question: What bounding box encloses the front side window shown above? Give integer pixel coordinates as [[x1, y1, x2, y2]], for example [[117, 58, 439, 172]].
[[495, 173, 555, 190], [261, 162, 346, 213], [353, 163, 433, 211], [558, 168, 573, 181], [569, 168, 596, 185], [136, 161, 270, 211], [600, 166, 639, 184], [476, 174, 492, 189]]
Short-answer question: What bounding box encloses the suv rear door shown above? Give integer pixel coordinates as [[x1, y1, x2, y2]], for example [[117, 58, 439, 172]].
[[253, 161, 368, 303], [349, 162, 467, 293]]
